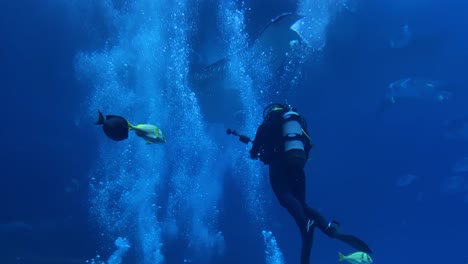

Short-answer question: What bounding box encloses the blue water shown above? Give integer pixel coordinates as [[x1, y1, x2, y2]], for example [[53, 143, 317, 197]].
[[1, 0, 467, 264]]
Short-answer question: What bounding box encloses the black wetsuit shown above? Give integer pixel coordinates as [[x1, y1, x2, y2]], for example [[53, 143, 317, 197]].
[[250, 108, 372, 264]]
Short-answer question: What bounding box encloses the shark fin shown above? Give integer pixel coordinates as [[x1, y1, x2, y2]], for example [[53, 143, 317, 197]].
[[252, 13, 305, 71]]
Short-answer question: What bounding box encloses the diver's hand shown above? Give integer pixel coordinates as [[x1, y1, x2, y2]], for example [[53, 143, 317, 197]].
[[249, 143, 259, 159], [249, 149, 259, 160]]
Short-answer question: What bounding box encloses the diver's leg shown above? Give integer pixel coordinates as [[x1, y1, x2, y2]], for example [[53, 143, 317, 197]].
[[274, 161, 315, 264], [274, 190, 315, 264], [304, 212, 373, 254], [291, 166, 306, 203], [286, 153, 318, 232], [303, 207, 329, 231], [302, 206, 372, 253], [283, 153, 373, 255], [301, 227, 314, 264], [286, 150, 307, 203], [269, 164, 309, 235], [290, 166, 317, 264], [289, 164, 329, 233]]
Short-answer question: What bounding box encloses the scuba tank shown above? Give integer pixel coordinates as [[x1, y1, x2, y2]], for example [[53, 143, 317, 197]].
[[259, 103, 312, 163], [282, 109, 305, 152]]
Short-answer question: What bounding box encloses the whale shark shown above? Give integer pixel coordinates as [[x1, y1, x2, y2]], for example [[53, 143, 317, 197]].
[[189, 13, 307, 125]]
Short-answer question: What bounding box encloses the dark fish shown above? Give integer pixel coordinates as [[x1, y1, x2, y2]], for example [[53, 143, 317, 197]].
[[95, 110, 129, 141]]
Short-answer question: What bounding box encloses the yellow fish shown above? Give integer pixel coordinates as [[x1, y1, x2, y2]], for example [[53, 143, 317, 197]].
[[128, 122, 166, 144], [338, 251, 373, 264]]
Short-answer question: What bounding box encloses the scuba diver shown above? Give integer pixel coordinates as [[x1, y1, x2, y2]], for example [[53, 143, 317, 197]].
[[248, 103, 372, 264], [95, 110, 166, 144]]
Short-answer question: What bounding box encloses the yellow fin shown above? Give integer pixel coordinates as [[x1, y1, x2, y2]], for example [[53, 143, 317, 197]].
[[153, 127, 159, 137], [338, 252, 345, 262], [127, 121, 135, 130]]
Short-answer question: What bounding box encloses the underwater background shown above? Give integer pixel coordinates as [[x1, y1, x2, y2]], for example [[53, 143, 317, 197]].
[[1, 0, 467, 263]]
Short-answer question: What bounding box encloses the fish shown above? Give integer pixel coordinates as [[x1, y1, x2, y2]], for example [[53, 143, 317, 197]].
[[249, 13, 306, 73], [385, 77, 451, 104], [338, 251, 373, 264], [128, 122, 165, 144], [95, 110, 129, 141], [189, 13, 307, 125], [376, 77, 451, 117], [95, 111, 165, 144]]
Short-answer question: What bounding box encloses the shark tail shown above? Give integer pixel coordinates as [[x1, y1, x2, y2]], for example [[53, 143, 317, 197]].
[[95, 110, 105, 125]]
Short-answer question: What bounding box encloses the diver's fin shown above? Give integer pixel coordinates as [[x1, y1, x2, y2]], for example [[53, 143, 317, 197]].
[[95, 110, 105, 125], [335, 233, 372, 254], [301, 225, 315, 264], [338, 252, 345, 262]]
